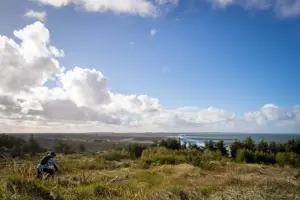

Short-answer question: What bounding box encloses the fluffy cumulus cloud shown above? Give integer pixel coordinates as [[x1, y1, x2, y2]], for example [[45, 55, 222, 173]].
[[205, 0, 300, 17], [59, 67, 111, 107], [244, 104, 299, 128], [0, 21, 299, 132], [0, 22, 62, 93], [25, 10, 47, 21]]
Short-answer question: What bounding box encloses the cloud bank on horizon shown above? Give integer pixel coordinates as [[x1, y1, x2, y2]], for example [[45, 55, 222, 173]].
[[0, 21, 299, 133]]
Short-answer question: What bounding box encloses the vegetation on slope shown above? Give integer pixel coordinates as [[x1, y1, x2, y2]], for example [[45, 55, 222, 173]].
[[0, 135, 300, 199]]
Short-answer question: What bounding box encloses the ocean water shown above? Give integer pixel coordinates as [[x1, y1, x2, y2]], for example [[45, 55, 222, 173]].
[[178, 133, 300, 147]]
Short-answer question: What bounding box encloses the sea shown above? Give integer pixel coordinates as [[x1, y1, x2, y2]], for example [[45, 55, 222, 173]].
[[178, 133, 300, 147]]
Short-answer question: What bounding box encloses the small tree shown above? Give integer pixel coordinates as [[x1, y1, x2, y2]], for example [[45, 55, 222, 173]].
[[244, 137, 255, 151], [276, 152, 288, 167], [0, 134, 26, 150], [215, 140, 228, 156], [158, 138, 182, 150], [11, 144, 23, 157], [230, 140, 244, 158], [55, 140, 74, 154], [126, 144, 147, 159], [235, 149, 255, 163], [257, 140, 268, 153], [204, 140, 216, 151], [268, 141, 277, 153], [78, 144, 86, 153], [286, 139, 300, 155], [26, 135, 43, 156], [190, 143, 199, 150], [181, 142, 187, 149], [152, 140, 159, 147]]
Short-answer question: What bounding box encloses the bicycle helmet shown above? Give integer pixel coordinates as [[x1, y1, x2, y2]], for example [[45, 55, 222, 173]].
[[49, 151, 56, 157]]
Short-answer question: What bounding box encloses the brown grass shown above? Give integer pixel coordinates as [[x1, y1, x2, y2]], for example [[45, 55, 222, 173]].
[[0, 154, 299, 200]]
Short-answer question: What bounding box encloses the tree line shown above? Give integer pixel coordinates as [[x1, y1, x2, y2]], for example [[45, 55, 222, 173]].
[[1, 133, 299, 167], [0, 134, 86, 157], [152, 137, 300, 166]]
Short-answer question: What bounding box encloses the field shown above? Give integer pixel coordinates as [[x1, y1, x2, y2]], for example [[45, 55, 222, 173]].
[[1, 134, 300, 200], [0, 150, 300, 200], [9, 133, 177, 152]]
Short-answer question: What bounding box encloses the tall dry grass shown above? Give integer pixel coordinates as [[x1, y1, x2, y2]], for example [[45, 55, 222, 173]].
[[0, 152, 299, 200]]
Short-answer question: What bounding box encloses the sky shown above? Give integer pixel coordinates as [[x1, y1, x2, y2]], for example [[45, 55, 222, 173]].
[[0, 0, 300, 133]]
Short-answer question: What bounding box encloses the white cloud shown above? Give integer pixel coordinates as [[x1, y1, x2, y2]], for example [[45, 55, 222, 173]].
[[204, 0, 300, 17], [244, 104, 298, 126], [276, 0, 300, 17], [25, 10, 47, 21], [206, 0, 273, 9], [208, 0, 234, 7], [0, 22, 299, 133], [49, 46, 65, 57], [155, 0, 179, 5], [59, 67, 111, 107], [129, 41, 135, 46], [0, 21, 62, 93], [0, 105, 6, 111], [32, 0, 300, 18], [150, 29, 157, 36], [37, 0, 159, 17], [19, 99, 44, 114], [293, 106, 300, 120]]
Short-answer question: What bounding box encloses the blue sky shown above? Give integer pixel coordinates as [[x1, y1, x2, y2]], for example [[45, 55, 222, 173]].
[[0, 0, 300, 133]]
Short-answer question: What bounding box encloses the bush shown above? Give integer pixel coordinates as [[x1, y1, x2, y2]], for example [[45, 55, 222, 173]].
[[0, 134, 25, 149], [204, 140, 216, 151], [54, 140, 75, 154], [215, 140, 228, 156], [25, 135, 44, 156], [102, 149, 130, 161], [235, 149, 255, 163], [157, 138, 182, 150], [153, 155, 185, 165], [125, 144, 147, 159], [268, 141, 286, 154], [142, 147, 186, 165], [276, 152, 289, 167], [203, 140, 227, 156], [257, 140, 268, 153], [203, 149, 222, 161], [254, 150, 276, 165], [276, 152, 300, 167], [230, 140, 244, 158], [244, 137, 255, 151], [4, 177, 53, 199], [141, 147, 221, 168], [78, 144, 86, 153], [286, 139, 300, 155], [287, 152, 300, 167]]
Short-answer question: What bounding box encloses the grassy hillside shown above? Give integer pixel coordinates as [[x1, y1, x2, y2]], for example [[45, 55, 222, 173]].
[[0, 150, 300, 200]]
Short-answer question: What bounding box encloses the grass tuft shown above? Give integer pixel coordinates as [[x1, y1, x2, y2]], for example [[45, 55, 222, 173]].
[[93, 184, 119, 197]]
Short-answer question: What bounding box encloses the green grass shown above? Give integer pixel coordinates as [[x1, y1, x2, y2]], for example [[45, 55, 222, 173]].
[[0, 149, 299, 200]]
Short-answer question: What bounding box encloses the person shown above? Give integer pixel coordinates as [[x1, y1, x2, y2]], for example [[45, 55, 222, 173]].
[[36, 151, 59, 179]]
